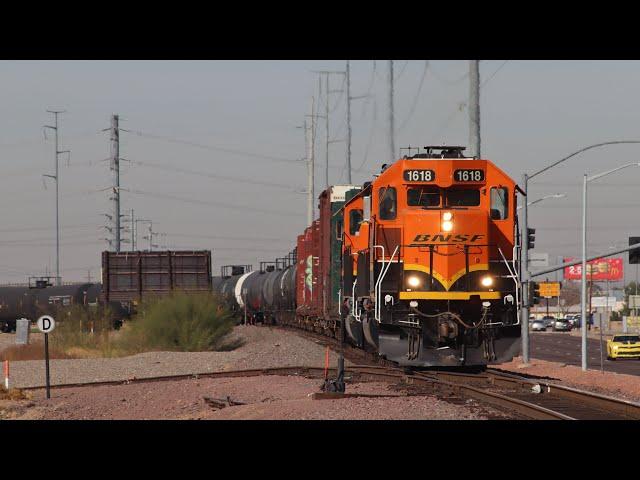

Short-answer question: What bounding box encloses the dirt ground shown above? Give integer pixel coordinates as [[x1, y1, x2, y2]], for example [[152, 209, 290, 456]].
[[1, 375, 509, 420]]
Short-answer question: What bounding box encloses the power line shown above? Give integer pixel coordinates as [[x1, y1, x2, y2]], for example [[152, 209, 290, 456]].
[[398, 60, 430, 132], [394, 60, 410, 80], [127, 188, 303, 217], [128, 159, 302, 191], [429, 64, 469, 85], [433, 60, 509, 141], [481, 60, 509, 88], [121, 129, 302, 165]]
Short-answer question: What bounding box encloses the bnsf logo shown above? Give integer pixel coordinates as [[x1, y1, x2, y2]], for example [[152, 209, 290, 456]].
[[413, 234, 485, 242]]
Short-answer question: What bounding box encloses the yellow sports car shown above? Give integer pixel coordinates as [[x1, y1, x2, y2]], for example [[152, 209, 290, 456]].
[[607, 334, 640, 360]]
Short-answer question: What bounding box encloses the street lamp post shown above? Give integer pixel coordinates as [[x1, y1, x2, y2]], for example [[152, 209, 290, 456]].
[[581, 162, 640, 371], [517, 193, 566, 210], [521, 140, 640, 365]]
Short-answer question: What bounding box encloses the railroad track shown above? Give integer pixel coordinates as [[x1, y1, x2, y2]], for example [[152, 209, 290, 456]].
[[16, 360, 640, 420], [272, 324, 640, 420]]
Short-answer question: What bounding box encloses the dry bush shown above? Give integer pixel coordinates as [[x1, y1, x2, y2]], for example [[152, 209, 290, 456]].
[[0, 342, 74, 361], [119, 293, 237, 353], [50, 304, 120, 357]]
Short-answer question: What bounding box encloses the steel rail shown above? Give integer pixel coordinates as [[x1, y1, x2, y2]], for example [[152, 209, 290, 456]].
[[13, 362, 571, 419]]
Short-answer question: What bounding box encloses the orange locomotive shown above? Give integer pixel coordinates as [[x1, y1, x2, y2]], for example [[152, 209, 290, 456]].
[[341, 146, 521, 366]]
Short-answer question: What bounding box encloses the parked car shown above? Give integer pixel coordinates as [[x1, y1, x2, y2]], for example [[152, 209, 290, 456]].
[[607, 334, 640, 360], [566, 314, 581, 328], [541, 315, 556, 328], [552, 318, 572, 332], [531, 318, 547, 331]]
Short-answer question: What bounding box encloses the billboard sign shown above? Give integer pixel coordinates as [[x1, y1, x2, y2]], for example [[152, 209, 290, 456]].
[[563, 257, 623, 281]]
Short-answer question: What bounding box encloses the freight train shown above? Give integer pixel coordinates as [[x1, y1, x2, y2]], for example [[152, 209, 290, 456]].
[[0, 282, 103, 332], [213, 146, 523, 367]]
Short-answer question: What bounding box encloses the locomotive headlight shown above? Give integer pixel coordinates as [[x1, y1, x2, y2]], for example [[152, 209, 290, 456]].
[[480, 275, 494, 287], [442, 212, 453, 221], [407, 276, 421, 288], [442, 220, 454, 232]]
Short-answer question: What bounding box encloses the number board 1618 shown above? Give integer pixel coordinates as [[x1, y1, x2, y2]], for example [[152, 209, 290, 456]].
[[403, 169, 436, 182], [454, 169, 485, 182]]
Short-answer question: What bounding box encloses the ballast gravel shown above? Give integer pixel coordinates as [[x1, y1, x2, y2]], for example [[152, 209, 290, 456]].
[[2, 326, 353, 389], [8, 375, 505, 420], [497, 356, 640, 404]]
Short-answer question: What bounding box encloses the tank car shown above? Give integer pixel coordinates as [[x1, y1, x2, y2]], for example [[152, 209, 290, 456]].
[[0, 283, 103, 332]]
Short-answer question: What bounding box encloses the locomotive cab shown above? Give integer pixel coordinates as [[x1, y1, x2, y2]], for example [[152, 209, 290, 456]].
[[341, 146, 521, 367]]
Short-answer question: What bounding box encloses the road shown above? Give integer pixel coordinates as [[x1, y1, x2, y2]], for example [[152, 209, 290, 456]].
[[530, 331, 640, 376]]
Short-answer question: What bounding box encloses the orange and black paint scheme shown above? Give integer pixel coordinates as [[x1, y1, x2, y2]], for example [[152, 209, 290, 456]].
[[341, 146, 521, 366]]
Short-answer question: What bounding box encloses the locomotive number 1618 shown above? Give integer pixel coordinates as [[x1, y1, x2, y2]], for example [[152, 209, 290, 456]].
[[403, 169, 435, 182]]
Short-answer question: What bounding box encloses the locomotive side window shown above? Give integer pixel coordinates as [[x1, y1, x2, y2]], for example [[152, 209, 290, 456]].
[[407, 186, 440, 207], [349, 209, 363, 235], [490, 187, 509, 220], [445, 188, 480, 206], [336, 218, 343, 240], [379, 187, 397, 220]]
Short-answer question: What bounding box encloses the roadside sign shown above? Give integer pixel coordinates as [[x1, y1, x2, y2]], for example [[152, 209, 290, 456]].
[[528, 252, 549, 268], [36, 315, 55, 333], [629, 295, 640, 309], [36, 315, 55, 399], [590, 296, 617, 308], [538, 281, 560, 298]]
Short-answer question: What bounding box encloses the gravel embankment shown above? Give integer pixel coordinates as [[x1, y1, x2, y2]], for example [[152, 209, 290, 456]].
[[8, 375, 508, 420], [496, 356, 640, 403], [2, 326, 352, 389]]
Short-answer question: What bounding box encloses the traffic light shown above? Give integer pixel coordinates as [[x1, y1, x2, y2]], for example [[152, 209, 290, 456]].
[[630, 237, 640, 264], [527, 228, 536, 250], [529, 281, 541, 306]]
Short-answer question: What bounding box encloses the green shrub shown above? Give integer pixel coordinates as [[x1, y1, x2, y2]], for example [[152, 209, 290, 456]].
[[122, 293, 236, 352]]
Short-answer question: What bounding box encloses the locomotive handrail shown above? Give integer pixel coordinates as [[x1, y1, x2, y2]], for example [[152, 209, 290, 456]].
[[375, 245, 399, 323], [351, 279, 360, 322], [498, 246, 520, 327]]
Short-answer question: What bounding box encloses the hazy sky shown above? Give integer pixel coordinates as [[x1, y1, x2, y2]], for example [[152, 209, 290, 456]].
[[1, 60, 640, 286]]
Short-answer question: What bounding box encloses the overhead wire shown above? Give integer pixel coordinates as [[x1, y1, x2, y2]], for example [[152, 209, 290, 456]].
[[398, 60, 430, 132], [127, 188, 302, 217], [121, 129, 302, 166]]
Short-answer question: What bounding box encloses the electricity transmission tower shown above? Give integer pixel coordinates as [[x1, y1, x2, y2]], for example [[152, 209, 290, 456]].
[[43, 110, 70, 286]]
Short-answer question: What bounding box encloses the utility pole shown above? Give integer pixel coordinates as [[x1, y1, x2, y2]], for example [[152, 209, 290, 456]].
[[110, 114, 121, 252], [469, 60, 481, 158], [43, 110, 70, 286], [387, 60, 395, 163], [306, 97, 315, 225], [312, 69, 346, 188], [130, 208, 135, 251], [520, 173, 530, 363], [324, 74, 330, 189], [346, 60, 352, 183]]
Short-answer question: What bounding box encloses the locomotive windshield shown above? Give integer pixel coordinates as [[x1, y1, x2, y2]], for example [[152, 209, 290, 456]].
[[444, 188, 480, 207], [407, 186, 440, 207]]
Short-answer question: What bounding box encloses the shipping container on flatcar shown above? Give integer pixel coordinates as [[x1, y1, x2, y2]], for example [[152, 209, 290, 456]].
[[101, 250, 212, 312]]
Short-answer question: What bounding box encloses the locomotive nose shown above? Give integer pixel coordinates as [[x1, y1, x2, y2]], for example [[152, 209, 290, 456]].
[[404, 209, 491, 290]]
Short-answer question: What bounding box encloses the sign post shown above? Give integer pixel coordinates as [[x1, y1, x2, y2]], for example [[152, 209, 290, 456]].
[[36, 315, 56, 399]]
